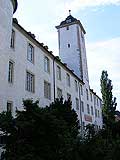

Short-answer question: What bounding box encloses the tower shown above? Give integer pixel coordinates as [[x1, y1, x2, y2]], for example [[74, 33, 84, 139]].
[[56, 12, 89, 84], [0, 0, 17, 49], [0, 0, 17, 111]]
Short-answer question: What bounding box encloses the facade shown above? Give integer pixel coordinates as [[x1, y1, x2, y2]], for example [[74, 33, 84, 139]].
[[0, 0, 102, 128]]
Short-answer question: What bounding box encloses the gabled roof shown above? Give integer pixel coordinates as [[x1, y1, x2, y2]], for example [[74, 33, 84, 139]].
[[60, 15, 77, 25]]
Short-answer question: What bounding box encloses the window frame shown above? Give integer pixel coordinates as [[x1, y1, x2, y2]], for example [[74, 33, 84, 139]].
[[10, 29, 15, 49], [27, 43, 34, 63], [66, 73, 70, 87], [44, 81, 51, 100], [44, 56, 50, 73], [57, 65, 61, 80], [26, 71, 35, 93], [8, 60, 14, 84]]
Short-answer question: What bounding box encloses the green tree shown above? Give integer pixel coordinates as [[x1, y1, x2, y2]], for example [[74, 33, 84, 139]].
[[0, 98, 80, 160], [100, 70, 117, 128]]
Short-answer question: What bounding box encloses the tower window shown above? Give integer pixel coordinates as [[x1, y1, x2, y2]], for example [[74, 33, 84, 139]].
[[10, 29, 15, 48], [66, 26, 69, 30], [68, 44, 70, 48]]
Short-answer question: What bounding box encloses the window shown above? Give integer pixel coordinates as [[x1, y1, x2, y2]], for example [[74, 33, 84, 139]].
[[82, 122, 85, 129], [27, 43, 34, 63], [44, 56, 50, 73], [66, 26, 69, 30], [98, 110, 100, 118], [80, 84, 83, 95], [75, 80, 78, 92], [44, 81, 51, 100], [66, 73, 70, 87], [57, 65, 61, 80], [7, 101, 13, 112], [90, 93, 92, 102], [94, 96, 96, 106], [95, 109, 97, 117], [68, 44, 70, 48], [87, 104, 90, 114], [91, 106, 94, 115], [76, 98, 79, 110], [86, 89, 89, 100], [81, 101, 84, 112], [10, 29, 15, 48], [67, 93, 71, 100], [97, 98, 99, 106], [57, 88, 62, 99], [26, 71, 35, 92], [8, 61, 14, 83]]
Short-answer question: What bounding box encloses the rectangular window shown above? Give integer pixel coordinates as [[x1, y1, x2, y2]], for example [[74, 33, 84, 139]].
[[7, 101, 13, 112], [75, 80, 78, 92], [66, 73, 70, 87], [91, 106, 94, 115], [26, 71, 35, 93], [76, 98, 79, 110], [57, 65, 61, 80], [86, 89, 89, 100], [95, 109, 97, 117], [67, 93, 71, 100], [97, 98, 99, 106], [90, 93, 92, 102], [8, 61, 14, 83], [44, 56, 50, 73], [66, 26, 69, 30], [27, 43, 34, 63], [80, 84, 83, 95], [44, 81, 51, 100], [10, 29, 15, 48], [68, 44, 70, 48], [98, 110, 100, 118], [94, 96, 96, 106], [57, 88, 62, 99], [87, 104, 90, 114], [81, 101, 84, 112]]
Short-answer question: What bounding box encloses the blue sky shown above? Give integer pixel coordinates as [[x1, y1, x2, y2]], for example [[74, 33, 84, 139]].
[[14, 0, 120, 110]]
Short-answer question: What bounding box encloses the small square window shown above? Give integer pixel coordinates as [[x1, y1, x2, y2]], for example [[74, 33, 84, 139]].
[[66, 26, 69, 30], [68, 44, 70, 48]]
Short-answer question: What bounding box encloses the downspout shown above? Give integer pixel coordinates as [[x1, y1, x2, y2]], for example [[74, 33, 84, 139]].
[[53, 58, 56, 101], [78, 82, 83, 136]]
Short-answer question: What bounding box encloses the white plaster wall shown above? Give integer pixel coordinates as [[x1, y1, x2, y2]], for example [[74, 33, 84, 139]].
[[59, 24, 82, 78]]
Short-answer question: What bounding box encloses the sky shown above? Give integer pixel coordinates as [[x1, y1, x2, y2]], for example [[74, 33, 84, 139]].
[[14, 0, 120, 110]]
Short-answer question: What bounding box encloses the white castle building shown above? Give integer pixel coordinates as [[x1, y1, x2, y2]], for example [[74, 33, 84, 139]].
[[0, 0, 102, 128]]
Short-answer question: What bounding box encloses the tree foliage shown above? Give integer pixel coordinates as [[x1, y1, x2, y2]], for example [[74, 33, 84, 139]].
[[100, 70, 117, 128], [0, 98, 80, 160]]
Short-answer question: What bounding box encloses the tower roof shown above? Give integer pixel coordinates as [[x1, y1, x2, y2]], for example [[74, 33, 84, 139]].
[[56, 13, 86, 34], [11, 0, 18, 13], [60, 15, 77, 25]]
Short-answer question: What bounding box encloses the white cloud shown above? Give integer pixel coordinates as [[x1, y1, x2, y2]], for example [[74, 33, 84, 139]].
[[86, 37, 120, 110], [63, 0, 120, 13]]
